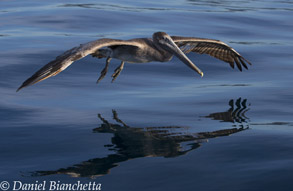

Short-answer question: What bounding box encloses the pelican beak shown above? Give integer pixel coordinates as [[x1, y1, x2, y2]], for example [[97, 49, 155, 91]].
[[162, 37, 203, 77]]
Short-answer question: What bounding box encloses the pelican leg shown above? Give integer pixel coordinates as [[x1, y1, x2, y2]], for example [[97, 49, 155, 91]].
[[111, 61, 125, 83], [97, 57, 112, 83]]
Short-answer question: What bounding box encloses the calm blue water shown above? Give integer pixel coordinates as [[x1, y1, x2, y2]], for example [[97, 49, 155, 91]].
[[1, 0, 293, 190]]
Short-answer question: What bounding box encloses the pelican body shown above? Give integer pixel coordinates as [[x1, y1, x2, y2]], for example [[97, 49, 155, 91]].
[[17, 32, 251, 91]]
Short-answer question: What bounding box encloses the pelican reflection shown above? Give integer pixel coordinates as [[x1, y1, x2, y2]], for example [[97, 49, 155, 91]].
[[32, 100, 249, 178], [204, 98, 250, 124]]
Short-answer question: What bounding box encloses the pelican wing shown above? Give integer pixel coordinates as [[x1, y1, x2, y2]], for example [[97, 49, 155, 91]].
[[171, 36, 251, 71], [17, 39, 140, 91]]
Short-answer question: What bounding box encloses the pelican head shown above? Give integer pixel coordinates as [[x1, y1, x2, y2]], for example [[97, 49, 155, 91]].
[[153, 32, 203, 77]]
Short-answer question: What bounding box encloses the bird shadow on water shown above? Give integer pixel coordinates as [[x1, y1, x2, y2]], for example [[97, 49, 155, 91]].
[[30, 98, 250, 178]]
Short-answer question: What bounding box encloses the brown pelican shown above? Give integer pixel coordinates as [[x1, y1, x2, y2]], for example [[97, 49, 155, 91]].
[[17, 32, 251, 91]]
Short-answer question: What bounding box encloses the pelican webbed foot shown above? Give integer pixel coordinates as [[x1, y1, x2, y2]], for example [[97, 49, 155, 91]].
[[111, 61, 125, 83], [97, 57, 112, 83]]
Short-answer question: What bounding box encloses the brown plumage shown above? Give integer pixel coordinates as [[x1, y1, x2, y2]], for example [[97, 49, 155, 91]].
[[172, 36, 251, 71], [17, 32, 251, 91]]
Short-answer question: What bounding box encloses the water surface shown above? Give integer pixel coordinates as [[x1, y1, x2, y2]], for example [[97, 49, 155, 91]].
[[1, 0, 293, 190]]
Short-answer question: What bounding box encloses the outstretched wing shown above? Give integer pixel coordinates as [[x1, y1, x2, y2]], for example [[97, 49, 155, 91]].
[[17, 39, 140, 91], [171, 36, 251, 71]]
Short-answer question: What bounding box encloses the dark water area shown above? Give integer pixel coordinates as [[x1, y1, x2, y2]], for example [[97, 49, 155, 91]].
[[1, 0, 293, 190]]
